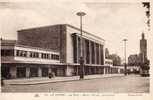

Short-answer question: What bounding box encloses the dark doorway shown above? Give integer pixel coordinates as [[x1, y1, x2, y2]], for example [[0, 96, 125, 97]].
[[1, 66, 10, 79], [17, 67, 26, 78], [56, 68, 65, 76], [30, 67, 38, 77], [52, 68, 57, 76], [42, 68, 48, 77]]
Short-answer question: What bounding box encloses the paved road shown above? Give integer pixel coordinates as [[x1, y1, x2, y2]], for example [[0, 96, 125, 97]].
[[1, 75, 149, 93]]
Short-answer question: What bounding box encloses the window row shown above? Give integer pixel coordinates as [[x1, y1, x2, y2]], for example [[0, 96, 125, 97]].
[[1, 49, 14, 56], [15, 50, 60, 60]]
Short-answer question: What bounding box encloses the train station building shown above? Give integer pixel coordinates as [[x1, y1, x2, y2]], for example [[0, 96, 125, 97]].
[[1, 24, 121, 79]]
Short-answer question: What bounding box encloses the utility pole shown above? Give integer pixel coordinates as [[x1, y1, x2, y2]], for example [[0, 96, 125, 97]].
[[123, 39, 128, 75]]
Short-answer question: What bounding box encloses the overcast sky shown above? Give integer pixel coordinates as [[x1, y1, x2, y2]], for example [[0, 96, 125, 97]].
[[0, 0, 151, 61]]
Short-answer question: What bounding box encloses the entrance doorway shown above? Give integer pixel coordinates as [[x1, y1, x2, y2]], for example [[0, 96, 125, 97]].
[[30, 67, 38, 77], [42, 68, 48, 77], [17, 67, 26, 78], [1, 66, 10, 79], [52, 68, 57, 76]]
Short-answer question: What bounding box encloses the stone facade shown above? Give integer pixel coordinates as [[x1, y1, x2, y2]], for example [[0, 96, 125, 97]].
[[18, 25, 67, 63], [1, 24, 122, 79]]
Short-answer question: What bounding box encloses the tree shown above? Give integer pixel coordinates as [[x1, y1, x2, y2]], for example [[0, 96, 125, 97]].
[[108, 54, 121, 66]]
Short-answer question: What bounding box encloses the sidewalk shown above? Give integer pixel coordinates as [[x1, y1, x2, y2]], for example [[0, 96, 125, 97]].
[[3, 74, 124, 85]]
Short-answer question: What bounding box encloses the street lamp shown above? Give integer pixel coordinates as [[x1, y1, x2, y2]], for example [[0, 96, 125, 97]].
[[123, 39, 128, 76], [76, 12, 86, 79]]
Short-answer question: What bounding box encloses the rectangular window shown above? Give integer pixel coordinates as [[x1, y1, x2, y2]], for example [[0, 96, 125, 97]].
[[30, 52, 39, 58], [41, 53, 49, 59], [51, 54, 59, 60], [1, 49, 14, 56], [16, 50, 27, 57]]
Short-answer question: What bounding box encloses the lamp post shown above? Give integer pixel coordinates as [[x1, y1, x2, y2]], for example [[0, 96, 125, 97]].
[[76, 12, 86, 79], [123, 39, 128, 76]]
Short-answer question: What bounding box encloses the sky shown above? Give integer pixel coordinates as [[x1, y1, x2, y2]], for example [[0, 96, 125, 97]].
[[0, 0, 151, 62]]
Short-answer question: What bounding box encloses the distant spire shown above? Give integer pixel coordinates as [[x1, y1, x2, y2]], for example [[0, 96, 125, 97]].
[[142, 33, 145, 39]]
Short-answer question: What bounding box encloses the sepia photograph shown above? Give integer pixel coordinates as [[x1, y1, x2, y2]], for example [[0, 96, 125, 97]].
[[0, 0, 152, 97]]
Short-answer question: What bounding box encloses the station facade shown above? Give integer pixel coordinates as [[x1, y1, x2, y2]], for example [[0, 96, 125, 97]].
[[1, 24, 121, 79]]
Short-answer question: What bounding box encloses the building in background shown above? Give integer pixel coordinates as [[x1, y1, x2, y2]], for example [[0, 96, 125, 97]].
[[107, 54, 121, 66], [1, 24, 122, 79], [139, 33, 150, 76], [140, 33, 147, 62], [104, 48, 122, 74], [105, 48, 110, 59], [128, 54, 141, 66]]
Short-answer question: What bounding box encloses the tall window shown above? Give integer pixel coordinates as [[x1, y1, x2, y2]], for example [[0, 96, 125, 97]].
[[91, 42, 95, 64], [85, 40, 90, 64], [100, 45, 104, 65], [96, 43, 99, 64]]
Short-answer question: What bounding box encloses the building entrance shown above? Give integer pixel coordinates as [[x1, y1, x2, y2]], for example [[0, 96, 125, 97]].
[[17, 67, 26, 78], [42, 68, 48, 77], [30, 67, 38, 77], [1, 66, 10, 79]]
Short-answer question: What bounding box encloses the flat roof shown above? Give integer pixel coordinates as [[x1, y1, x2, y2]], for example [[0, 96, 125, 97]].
[[66, 24, 105, 41], [18, 24, 105, 41]]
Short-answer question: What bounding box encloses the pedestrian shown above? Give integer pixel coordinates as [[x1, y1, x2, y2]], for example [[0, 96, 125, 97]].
[[48, 72, 52, 79], [1, 77, 4, 86]]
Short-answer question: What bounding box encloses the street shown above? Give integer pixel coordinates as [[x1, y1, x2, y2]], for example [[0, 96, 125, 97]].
[[1, 75, 149, 93]]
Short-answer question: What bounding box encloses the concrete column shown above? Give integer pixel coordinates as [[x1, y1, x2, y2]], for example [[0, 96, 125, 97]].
[[83, 39, 86, 64], [105, 68, 107, 74], [89, 41, 92, 64], [118, 69, 120, 73], [49, 53, 51, 59], [76, 66, 79, 76], [94, 42, 97, 64], [103, 45, 105, 65], [110, 68, 112, 74], [109, 68, 111, 74], [48, 67, 52, 73], [76, 35, 79, 63], [14, 50, 17, 56], [99, 44, 101, 65], [38, 67, 42, 77], [103, 67, 106, 74], [108, 68, 110, 74], [65, 66, 73, 76], [27, 51, 30, 57], [10, 66, 17, 78], [39, 53, 42, 58], [26, 67, 30, 78]]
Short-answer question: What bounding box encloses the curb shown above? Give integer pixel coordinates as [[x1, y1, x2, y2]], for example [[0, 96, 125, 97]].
[[9, 75, 124, 85]]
